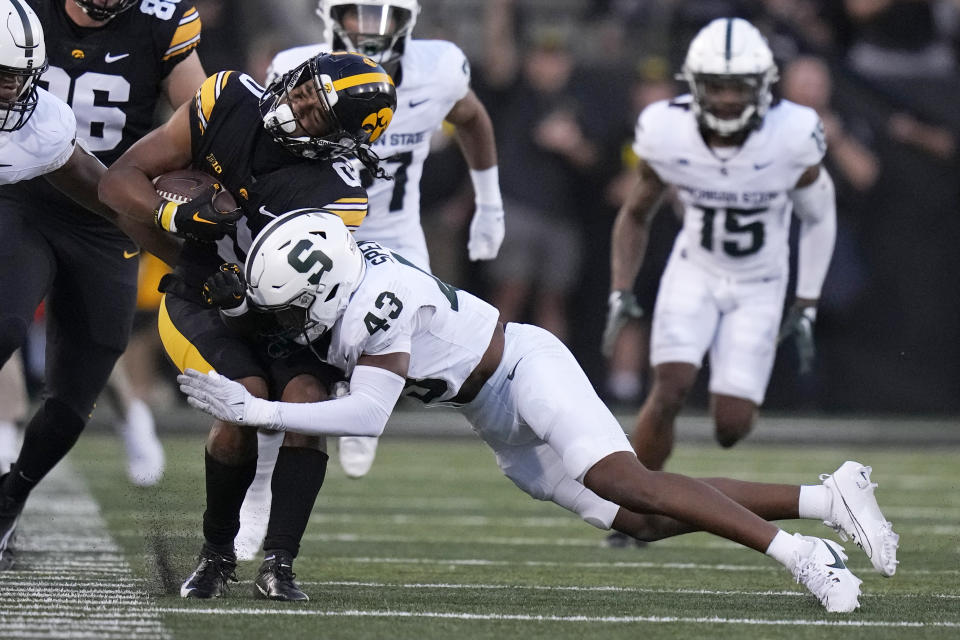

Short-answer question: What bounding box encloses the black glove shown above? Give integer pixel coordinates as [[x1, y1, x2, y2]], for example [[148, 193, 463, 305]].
[[778, 305, 816, 375], [601, 290, 644, 358], [155, 185, 242, 242], [201, 263, 246, 310]]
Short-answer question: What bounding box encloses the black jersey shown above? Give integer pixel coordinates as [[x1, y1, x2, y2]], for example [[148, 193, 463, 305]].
[[177, 71, 369, 285], [27, 0, 201, 165]]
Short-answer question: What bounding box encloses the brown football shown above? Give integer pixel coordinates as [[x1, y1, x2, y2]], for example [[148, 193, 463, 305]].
[[153, 169, 238, 212]]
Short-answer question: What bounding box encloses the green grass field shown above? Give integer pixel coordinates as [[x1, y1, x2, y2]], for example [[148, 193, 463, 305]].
[[2, 431, 959, 639]]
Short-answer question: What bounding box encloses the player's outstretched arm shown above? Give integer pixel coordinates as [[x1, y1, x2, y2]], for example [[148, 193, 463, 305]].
[[178, 352, 409, 436], [99, 101, 194, 227], [45, 144, 182, 265]]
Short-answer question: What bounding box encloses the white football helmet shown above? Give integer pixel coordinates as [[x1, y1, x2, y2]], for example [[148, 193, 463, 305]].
[[245, 209, 365, 344], [679, 17, 778, 137], [0, 0, 46, 132], [317, 1, 420, 70]]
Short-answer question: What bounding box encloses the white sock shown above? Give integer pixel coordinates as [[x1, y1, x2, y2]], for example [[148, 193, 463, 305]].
[[765, 529, 806, 571], [798, 485, 831, 520]]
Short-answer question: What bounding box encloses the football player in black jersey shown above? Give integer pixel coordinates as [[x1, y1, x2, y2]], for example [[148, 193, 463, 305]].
[[101, 51, 397, 600], [0, 0, 205, 570]]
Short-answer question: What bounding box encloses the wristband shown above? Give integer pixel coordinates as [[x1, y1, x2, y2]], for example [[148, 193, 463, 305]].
[[244, 395, 283, 430], [155, 200, 179, 233], [469, 166, 502, 206]]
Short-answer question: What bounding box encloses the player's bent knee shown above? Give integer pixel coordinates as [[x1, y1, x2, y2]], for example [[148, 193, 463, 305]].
[[582, 451, 660, 512], [281, 374, 330, 403], [715, 422, 752, 448], [208, 420, 259, 462], [553, 476, 620, 530], [712, 396, 757, 448]]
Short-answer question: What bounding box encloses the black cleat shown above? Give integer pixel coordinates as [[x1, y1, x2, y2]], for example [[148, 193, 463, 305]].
[[0, 476, 25, 571], [254, 551, 309, 601], [604, 531, 648, 549], [180, 545, 238, 598]]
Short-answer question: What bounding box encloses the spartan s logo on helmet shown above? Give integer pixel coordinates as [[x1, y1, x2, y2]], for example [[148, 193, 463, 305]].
[[260, 51, 397, 175], [71, 0, 138, 22], [318, 1, 420, 74], [679, 17, 779, 137], [245, 209, 366, 345], [0, 0, 47, 132]]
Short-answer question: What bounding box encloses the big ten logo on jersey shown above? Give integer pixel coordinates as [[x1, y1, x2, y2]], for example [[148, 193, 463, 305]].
[[141, 0, 182, 20], [41, 68, 128, 152], [357, 240, 394, 265]]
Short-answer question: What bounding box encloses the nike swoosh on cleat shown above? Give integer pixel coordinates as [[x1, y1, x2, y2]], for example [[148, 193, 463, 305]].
[[192, 213, 216, 224], [753, 160, 774, 170], [823, 541, 847, 569], [105, 52, 130, 63], [123, 249, 141, 259]]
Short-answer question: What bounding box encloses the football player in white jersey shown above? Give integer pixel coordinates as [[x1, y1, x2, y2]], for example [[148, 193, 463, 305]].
[[0, 0, 176, 570], [237, 0, 505, 559], [603, 19, 837, 481], [179, 210, 899, 612]]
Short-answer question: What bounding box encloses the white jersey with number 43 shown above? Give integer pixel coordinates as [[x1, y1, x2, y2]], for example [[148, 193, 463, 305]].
[[268, 41, 471, 268], [636, 95, 825, 279], [0, 89, 77, 185], [324, 240, 499, 405]]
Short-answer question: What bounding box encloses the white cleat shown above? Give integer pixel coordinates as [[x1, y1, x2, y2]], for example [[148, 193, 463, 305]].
[[821, 460, 899, 576], [122, 399, 165, 487], [338, 436, 379, 479], [792, 534, 862, 613]]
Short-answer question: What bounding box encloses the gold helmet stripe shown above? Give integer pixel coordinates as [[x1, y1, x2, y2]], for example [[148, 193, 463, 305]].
[[331, 72, 394, 91]]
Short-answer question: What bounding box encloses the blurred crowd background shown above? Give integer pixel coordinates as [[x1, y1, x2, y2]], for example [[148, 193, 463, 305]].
[[28, 0, 960, 416]]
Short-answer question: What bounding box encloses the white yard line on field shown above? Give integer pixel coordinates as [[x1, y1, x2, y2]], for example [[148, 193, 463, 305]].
[[0, 462, 168, 640], [320, 555, 960, 575], [296, 579, 960, 600], [147, 607, 960, 628]]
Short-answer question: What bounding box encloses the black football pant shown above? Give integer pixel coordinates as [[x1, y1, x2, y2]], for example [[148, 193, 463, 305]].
[[0, 184, 138, 425]]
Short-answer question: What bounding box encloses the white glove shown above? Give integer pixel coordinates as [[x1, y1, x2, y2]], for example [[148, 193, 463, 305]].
[[467, 202, 505, 261], [177, 369, 282, 428], [778, 306, 817, 375], [601, 290, 644, 358]]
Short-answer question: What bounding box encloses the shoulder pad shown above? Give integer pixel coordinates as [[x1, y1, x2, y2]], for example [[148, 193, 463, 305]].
[[404, 40, 471, 98], [771, 100, 826, 168], [162, 4, 202, 62], [633, 98, 679, 161], [193, 71, 262, 133], [266, 44, 327, 86]]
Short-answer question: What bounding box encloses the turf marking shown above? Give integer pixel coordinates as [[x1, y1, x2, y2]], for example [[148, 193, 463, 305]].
[[147, 607, 960, 628], [0, 462, 169, 640], [322, 555, 960, 575]]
